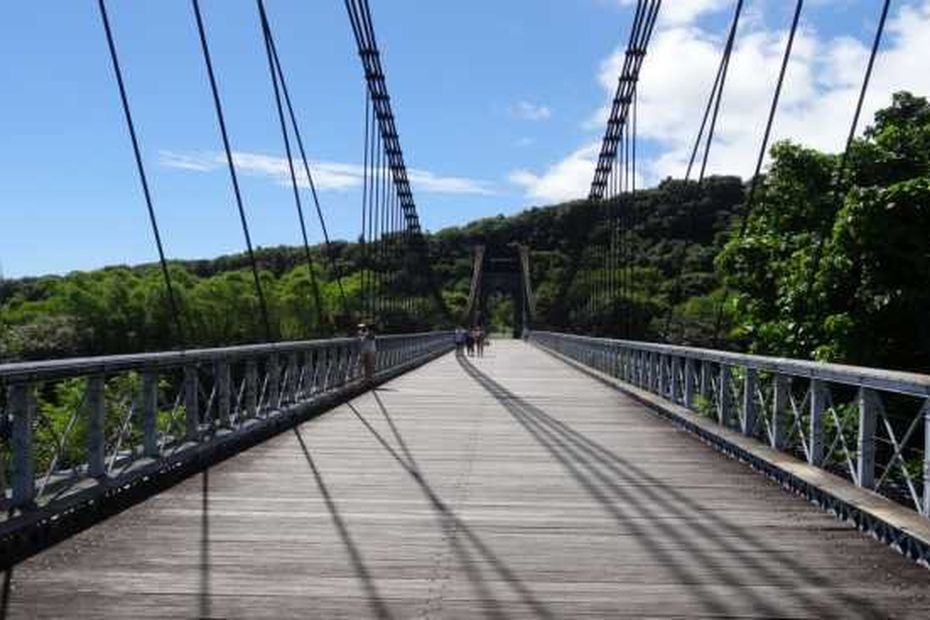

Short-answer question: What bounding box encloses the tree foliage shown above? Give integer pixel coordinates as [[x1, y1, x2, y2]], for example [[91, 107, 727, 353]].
[[718, 92, 930, 371], [2, 93, 927, 374]]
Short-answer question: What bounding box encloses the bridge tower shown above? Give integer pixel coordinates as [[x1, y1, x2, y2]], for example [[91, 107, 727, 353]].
[[465, 243, 534, 338]]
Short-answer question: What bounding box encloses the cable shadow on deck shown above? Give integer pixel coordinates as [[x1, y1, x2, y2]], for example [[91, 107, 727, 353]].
[[1, 507, 12, 620], [457, 353, 881, 619], [364, 394, 508, 619], [0, 568, 9, 620], [293, 427, 395, 620], [372, 391, 419, 473], [199, 470, 211, 620], [344, 399, 555, 620]]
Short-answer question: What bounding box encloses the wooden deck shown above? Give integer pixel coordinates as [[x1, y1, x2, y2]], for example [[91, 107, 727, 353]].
[[4, 340, 930, 618]]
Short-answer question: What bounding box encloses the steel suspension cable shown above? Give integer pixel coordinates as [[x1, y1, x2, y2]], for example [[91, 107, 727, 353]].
[[579, 0, 659, 324], [360, 91, 371, 319], [685, 37, 726, 180], [793, 0, 891, 350], [629, 89, 638, 338], [697, 0, 743, 182], [374, 119, 383, 317], [191, 0, 273, 342], [344, 0, 452, 323], [662, 0, 743, 341], [367, 93, 377, 318], [711, 0, 804, 346], [259, 4, 349, 319], [380, 129, 390, 315], [98, 0, 185, 346], [256, 0, 324, 333]]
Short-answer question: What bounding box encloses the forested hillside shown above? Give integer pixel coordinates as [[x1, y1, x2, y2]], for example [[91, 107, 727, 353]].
[[0, 176, 744, 360], [2, 92, 928, 372]]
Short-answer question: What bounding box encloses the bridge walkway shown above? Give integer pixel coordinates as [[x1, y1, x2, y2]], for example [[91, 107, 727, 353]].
[[5, 341, 930, 618]]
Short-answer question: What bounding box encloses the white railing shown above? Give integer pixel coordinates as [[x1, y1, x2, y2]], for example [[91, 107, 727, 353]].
[[0, 332, 453, 514], [529, 331, 930, 517]]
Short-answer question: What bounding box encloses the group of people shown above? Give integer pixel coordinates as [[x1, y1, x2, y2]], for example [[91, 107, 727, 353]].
[[455, 326, 488, 357], [358, 322, 489, 386]]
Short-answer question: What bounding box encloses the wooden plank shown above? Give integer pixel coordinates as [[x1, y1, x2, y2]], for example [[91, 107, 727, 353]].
[[5, 341, 930, 618]]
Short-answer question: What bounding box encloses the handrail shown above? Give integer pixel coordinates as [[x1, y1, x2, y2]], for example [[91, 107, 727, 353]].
[[532, 332, 930, 397], [1, 332, 454, 514], [0, 332, 449, 384], [529, 330, 930, 518]]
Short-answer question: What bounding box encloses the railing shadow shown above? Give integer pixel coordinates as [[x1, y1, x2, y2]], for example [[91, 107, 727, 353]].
[[293, 427, 394, 620], [457, 353, 881, 619], [344, 399, 554, 619]]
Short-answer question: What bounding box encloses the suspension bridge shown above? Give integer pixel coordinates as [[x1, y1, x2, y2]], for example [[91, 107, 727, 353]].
[[3, 0, 930, 617]]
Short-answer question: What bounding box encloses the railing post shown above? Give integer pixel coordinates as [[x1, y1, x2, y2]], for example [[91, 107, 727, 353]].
[[141, 371, 159, 458], [924, 399, 930, 516], [215, 359, 231, 428], [268, 354, 281, 408], [771, 374, 788, 450], [671, 357, 682, 403], [287, 353, 299, 403], [809, 379, 826, 466], [856, 387, 878, 489], [245, 360, 258, 418], [321, 348, 333, 391], [742, 368, 757, 436], [657, 354, 666, 396], [683, 358, 695, 408], [699, 361, 710, 405], [86, 376, 106, 478], [10, 383, 35, 508], [717, 365, 731, 427], [184, 365, 199, 441]]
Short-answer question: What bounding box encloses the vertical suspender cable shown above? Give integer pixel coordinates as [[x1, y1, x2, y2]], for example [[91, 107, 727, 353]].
[[261, 6, 349, 320], [686, 47, 725, 180], [793, 0, 891, 351], [360, 92, 371, 319], [711, 0, 804, 346], [367, 95, 377, 319], [98, 0, 185, 346], [192, 0, 273, 342], [380, 131, 389, 316], [662, 0, 743, 341], [629, 88, 637, 338], [256, 0, 324, 333], [698, 1, 742, 182], [374, 119, 382, 318], [740, 0, 802, 230]]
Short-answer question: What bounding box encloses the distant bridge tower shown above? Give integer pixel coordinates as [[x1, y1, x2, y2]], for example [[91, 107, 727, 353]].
[[465, 243, 534, 337]]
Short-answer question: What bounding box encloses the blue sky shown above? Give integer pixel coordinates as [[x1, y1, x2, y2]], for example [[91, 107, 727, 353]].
[[2, 0, 928, 278]]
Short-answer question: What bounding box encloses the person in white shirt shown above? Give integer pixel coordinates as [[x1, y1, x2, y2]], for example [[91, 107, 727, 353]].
[[358, 323, 377, 384]]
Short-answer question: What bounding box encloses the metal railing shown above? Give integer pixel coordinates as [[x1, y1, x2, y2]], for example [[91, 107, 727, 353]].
[[0, 332, 453, 514], [529, 331, 930, 517]]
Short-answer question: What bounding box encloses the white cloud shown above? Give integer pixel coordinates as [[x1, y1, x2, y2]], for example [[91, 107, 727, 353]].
[[513, 0, 930, 200], [159, 150, 495, 196], [512, 100, 552, 121], [632, 0, 930, 182], [508, 143, 599, 203]]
